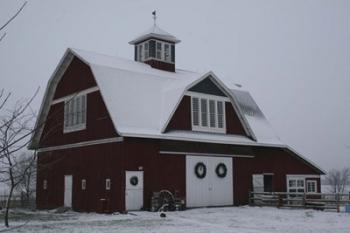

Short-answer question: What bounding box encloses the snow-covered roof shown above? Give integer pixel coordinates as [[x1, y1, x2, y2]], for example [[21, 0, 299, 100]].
[[129, 25, 181, 44], [28, 48, 325, 174]]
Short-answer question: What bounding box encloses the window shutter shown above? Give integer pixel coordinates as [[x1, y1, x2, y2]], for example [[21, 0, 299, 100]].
[[69, 99, 75, 126], [64, 102, 69, 127], [81, 95, 86, 124], [144, 42, 149, 59], [171, 44, 175, 63], [217, 101, 224, 128], [209, 100, 216, 127], [149, 40, 155, 58], [156, 42, 162, 59], [192, 97, 199, 126], [164, 43, 170, 62], [201, 99, 208, 127], [76, 96, 81, 124]]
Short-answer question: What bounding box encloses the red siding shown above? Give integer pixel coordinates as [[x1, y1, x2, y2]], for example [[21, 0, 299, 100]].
[[144, 59, 175, 72], [54, 57, 97, 99], [225, 102, 246, 135], [165, 96, 191, 132], [39, 91, 117, 148], [233, 147, 321, 205]]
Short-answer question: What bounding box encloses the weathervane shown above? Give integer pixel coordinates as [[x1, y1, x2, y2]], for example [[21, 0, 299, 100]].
[[152, 10, 157, 26]]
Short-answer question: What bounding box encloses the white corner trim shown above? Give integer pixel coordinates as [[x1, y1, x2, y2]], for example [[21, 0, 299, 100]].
[[159, 150, 254, 158], [51, 86, 99, 105], [37, 137, 123, 152]]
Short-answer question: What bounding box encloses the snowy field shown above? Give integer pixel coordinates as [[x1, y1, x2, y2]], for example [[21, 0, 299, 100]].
[[0, 206, 349, 233]]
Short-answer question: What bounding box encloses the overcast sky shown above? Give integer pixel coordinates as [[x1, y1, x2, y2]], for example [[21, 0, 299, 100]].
[[1, 0, 349, 171]]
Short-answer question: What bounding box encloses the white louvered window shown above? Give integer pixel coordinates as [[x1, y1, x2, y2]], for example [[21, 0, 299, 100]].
[[192, 97, 200, 126], [164, 43, 170, 62], [201, 99, 208, 127], [191, 95, 226, 133], [144, 42, 149, 60], [156, 42, 162, 59], [64, 94, 87, 133]]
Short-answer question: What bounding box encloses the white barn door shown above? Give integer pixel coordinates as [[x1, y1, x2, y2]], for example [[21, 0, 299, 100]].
[[186, 156, 233, 207], [64, 175, 73, 207], [125, 171, 144, 211]]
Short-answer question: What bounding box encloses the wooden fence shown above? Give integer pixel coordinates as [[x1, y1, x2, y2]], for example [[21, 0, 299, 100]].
[[0, 195, 35, 209], [249, 191, 350, 212]]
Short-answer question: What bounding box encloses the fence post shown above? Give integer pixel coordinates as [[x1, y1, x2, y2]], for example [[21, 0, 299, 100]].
[[336, 193, 340, 213]]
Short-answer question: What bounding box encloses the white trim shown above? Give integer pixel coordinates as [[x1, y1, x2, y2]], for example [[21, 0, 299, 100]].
[[286, 174, 320, 179], [187, 91, 230, 101], [37, 137, 123, 152], [51, 86, 99, 105], [121, 131, 286, 148], [159, 151, 254, 158]]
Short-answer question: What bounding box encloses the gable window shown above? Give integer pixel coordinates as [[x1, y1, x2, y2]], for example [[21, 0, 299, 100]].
[[191, 95, 226, 133], [306, 180, 317, 193], [64, 94, 87, 133]]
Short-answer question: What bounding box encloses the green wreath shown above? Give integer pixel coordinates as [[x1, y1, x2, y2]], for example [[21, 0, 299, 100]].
[[130, 176, 139, 186], [194, 162, 206, 179], [215, 163, 227, 178]]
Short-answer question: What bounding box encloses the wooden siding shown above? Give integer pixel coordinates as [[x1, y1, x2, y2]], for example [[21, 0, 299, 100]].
[[225, 102, 246, 135], [39, 56, 118, 148], [54, 57, 97, 99], [36, 137, 322, 212], [165, 96, 191, 131], [233, 147, 321, 205], [39, 91, 117, 148], [144, 59, 175, 72]]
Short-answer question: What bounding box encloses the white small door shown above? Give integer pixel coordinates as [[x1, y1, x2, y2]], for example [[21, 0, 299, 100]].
[[125, 171, 143, 211], [64, 175, 73, 207]]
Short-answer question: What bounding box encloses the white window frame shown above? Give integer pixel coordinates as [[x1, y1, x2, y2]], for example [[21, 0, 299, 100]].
[[105, 178, 111, 190], [286, 175, 319, 193], [63, 94, 87, 133], [190, 93, 227, 133], [306, 180, 317, 193]]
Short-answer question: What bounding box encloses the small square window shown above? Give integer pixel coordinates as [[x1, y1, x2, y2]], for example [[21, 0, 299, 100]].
[[306, 180, 317, 193], [43, 180, 47, 190], [105, 178, 111, 190], [81, 179, 86, 190]]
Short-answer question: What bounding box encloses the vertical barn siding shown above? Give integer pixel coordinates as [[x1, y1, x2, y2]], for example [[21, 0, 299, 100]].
[[144, 59, 175, 72], [165, 96, 191, 132], [233, 147, 321, 205], [37, 142, 124, 212], [54, 57, 97, 99], [39, 91, 117, 147], [123, 138, 186, 210], [225, 102, 246, 135]]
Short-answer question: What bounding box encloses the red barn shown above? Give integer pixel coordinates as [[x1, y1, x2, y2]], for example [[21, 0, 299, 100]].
[[29, 24, 324, 212]]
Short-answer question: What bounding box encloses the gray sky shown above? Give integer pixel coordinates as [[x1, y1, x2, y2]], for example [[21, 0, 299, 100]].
[[1, 0, 349, 171]]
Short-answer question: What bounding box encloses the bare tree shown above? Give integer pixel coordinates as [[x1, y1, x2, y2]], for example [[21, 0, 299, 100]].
[[15, 152, 36, 204], [0, 1, 28, 42], [325, 168, 350, 194], [0, 90, 36, 228]]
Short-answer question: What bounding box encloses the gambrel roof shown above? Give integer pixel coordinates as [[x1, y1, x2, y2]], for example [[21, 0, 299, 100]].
[[29, 48, 324, 173]]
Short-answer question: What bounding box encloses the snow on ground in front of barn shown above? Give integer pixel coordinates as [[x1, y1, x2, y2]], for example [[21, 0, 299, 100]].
[[0, 206, 349, 233]]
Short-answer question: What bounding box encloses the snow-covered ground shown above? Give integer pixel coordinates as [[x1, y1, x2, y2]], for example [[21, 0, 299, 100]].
[[1, 206, 349, 233]]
